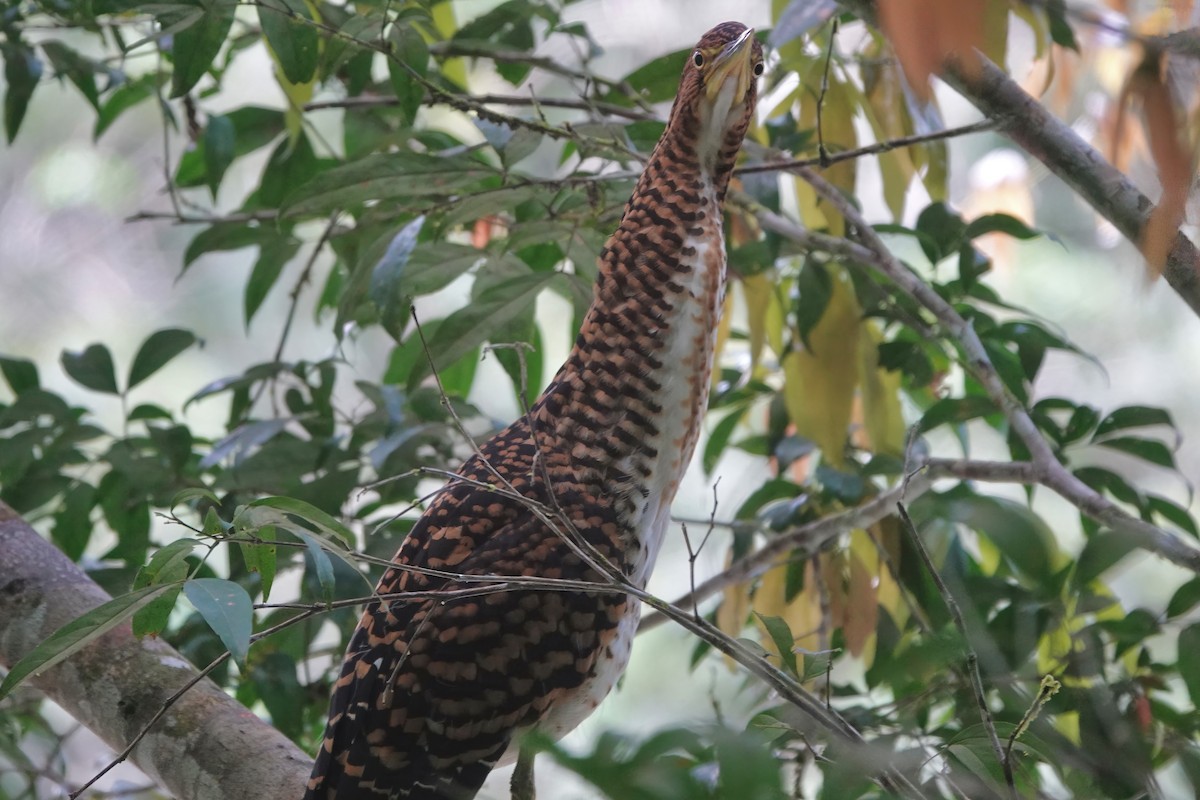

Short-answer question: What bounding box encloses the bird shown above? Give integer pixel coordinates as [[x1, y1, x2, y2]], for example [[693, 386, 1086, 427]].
[[306, 21, 763, 800]]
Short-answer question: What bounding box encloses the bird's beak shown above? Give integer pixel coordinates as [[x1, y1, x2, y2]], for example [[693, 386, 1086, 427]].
[[705, 27, 756, 104]]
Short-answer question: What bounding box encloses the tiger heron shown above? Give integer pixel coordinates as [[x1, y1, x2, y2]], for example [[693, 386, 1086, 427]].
[[306, 21, 763, 800]]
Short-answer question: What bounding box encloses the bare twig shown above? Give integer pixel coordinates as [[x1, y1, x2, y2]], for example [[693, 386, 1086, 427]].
[[736, 121, 995, 176], [304, 92, 655, 121]]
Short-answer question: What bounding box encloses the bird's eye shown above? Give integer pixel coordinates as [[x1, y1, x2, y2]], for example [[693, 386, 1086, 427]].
[[692, 51, 704, 68], [753, 62, 764, 76]]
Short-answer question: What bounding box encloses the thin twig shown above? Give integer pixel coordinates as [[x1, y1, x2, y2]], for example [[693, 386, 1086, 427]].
[[639, 472, 935, 632], [736, 121, 995, 176], [895, 502, 1016, 800], [753, 184, 1200, 576], [304, 92, 655, 121], [69, 653, 230, 799]]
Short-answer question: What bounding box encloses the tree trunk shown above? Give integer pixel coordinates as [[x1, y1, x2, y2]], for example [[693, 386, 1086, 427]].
[[0, 501, 311, 799]]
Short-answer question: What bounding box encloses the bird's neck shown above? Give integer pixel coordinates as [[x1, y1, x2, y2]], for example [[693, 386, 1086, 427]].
[[530, 135, 734, 578]]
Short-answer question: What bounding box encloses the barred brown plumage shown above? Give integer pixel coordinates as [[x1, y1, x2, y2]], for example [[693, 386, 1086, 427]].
[[305, 21, 762, 800]]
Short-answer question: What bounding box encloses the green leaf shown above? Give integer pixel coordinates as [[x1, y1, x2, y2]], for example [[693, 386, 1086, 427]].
[[1168, 578, 1200, 618], [1178, 624, 1200, 707], [52, 482, 96, 561], [2, 40, 42, 143], [296, 529, 336, 604], [1045, 0, 1079, 50], [611, 47, 690, 105], [61, 344, 119, 394], [401, 243, 486, 296], [703, 408, 744, 474], [1075, 530, 1142, 585], [1094, 436, 1175, 469], [184, 578, 252, 665], [754, 613, 798, 677], [915, 202, 966, 263], [1146, 494, 1198, 537], [139, 539, 200, 585], [240, 495, 355, 547], [238, 535, 277, 601], [165, 0, 237, 98], [254, 131, 318, 209], [127, 328, 199, 389], [132, 547, 191, 639], [964, 213, 1040, 241], [407, 273, 556, 389], [245, 237, 300, 326], [0, 583, 181, 702], [370, 215, 426, 340], [387, 24, 429, 124], [41, 41, 100, 110], [1093, 405, 1176, 440], [253, 652, 303, 739], [918, 395, 997, 432], [94, 75, 155, 139], [257, 0, 319, 84], [934, 489, 1058, 583], [793, 259, 831, 351], [0, 355, 39, 394], [282, 152, 497, 217], [171, 487, 220, 508], [203, 113, 236, 198], [184, 222, 274, 267]]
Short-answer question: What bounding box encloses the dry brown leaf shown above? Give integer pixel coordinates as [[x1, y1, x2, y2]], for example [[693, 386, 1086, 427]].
[[843, 531, 879, 659], [877, 0, 987, 102], [1131, 51, 1193, 275]]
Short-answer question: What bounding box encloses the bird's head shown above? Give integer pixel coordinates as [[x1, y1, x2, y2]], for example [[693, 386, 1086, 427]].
[[667, 21, 763, 178]]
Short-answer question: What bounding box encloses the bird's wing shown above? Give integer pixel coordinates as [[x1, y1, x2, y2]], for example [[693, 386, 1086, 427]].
[[305, 419, 625, 800]]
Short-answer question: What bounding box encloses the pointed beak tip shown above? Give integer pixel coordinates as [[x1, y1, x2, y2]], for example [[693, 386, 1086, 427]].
[[704, 29, 757, 103]]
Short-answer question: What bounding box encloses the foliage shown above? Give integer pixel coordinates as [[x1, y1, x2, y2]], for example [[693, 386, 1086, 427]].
[[2, 0, 1200, 798]]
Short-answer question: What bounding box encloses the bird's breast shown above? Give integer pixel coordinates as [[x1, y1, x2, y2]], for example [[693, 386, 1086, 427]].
[[620, 190, 727, 587]]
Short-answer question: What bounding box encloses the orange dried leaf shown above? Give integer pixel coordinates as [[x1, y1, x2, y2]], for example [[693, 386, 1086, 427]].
[[878, 0, 987, 101], [1133, 53, 1193, 275]]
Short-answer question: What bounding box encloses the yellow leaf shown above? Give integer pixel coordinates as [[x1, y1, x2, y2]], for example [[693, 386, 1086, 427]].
[[431, 1, 467, 88], [1011, 1, 1050, 62], [844, 530, 880, 662], [797, 70, 858, 204], [782, 269, 861, 468], [742, 271, 773, 374], [716, 547, 751, 669], [712, 290, 735, 391], [752, 561, 791, 619], [266, 43, 316, 140], [754, 562, 823, 659], [1055, 710, 1081, 745], [857, 321, 906, 457], [862, 45, 916, 220], [980, 0, 1010, 70], [794, 175, 831, 233], [872, 521, 908, 631], [765, 277, 789, 357], [920, 139, 950, 202]]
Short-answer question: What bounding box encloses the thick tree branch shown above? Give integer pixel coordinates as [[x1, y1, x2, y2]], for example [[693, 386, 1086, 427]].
[[838, 0, 1200, 318], [0, 502, 310, 800], [753, 181, 1200, 576]]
